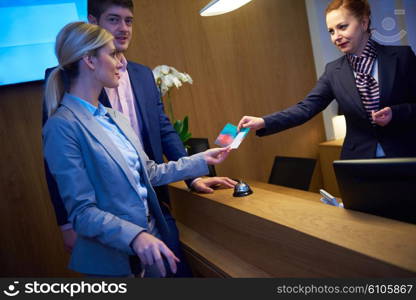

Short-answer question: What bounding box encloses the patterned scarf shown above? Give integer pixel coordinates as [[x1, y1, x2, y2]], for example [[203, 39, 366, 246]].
[[347, 39, 379, 124]]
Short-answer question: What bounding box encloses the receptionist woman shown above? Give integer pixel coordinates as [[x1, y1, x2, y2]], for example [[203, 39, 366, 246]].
[[238, 0, 416, 159]]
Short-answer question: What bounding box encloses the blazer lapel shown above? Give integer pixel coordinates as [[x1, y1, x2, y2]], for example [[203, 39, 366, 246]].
[[61, 96, 141, 196], [107, 108, 144, 155], [107, 110, 154, 192], [106, 109, 153, 192], [108, 109, 167, 230], [335, 56, 367, 116], [376, 43, 397, 106]]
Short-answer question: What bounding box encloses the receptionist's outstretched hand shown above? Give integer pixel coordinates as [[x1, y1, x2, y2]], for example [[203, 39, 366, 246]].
[[237, 116, 265, 131]]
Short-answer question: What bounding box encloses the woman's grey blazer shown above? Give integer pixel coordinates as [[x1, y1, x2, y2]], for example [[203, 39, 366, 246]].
[[43, 95, 209, 275]]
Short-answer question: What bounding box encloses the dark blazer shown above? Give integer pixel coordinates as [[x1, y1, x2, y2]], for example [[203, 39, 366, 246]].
[[43, 61, 192, 226], [257, 42, 416, 159]]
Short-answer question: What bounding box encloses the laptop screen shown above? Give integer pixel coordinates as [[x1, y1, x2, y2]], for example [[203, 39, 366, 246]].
[[333, 158, 416, 224]]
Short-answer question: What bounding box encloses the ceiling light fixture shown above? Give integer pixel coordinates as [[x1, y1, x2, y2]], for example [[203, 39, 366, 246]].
[[200, 0, 253, 17]]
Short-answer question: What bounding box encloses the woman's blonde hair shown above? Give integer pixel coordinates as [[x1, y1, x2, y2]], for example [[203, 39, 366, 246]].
[[44, 21, 113, 117]]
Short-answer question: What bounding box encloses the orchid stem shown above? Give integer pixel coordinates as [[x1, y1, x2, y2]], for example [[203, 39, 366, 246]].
[[166, 90, 175, 123]]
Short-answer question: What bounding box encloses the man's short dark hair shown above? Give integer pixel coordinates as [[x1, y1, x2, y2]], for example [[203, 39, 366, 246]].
[[88, 0, 134, 19]]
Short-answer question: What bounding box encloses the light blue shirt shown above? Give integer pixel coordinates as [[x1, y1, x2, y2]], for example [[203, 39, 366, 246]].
[[67, 93, 150, 216]]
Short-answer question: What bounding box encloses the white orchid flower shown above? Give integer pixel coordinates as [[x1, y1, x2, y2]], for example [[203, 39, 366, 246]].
[[153, 65, 169, 76], [185, 73, 193, 84], [177, 73, 187, 82], [177, 72, 193, 84], [151, 65, 193, 144], [161, 65, 170, 74], [164, 74, 175, 88], [172, 76, 182, 88], [169, 66, 179, 75], [160, 81, 169, 96], [152, 65, 192, 96]]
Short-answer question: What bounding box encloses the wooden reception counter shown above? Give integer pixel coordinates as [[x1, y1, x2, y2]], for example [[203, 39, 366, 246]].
[[168, 180, 416, 278]]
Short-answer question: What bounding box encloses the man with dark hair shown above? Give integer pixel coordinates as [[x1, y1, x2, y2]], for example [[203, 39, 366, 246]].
[[44, 0, 236, 277], [88, 0, 134, 20]]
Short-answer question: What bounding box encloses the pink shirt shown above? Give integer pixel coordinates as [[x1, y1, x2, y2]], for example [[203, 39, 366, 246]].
[[104, 54, 142, 142]]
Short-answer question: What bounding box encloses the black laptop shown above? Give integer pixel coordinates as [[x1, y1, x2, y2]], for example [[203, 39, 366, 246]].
[[333, 158, 416, 224]]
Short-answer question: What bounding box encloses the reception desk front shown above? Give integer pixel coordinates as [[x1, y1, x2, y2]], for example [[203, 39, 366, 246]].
[[168, 181, 416, 278]]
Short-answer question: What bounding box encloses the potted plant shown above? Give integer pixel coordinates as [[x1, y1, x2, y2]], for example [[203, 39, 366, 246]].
[[153, 65, 193, 146]]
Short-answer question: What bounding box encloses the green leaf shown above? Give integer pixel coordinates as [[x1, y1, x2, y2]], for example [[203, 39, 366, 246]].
[[173, 120, 183, 133], [172, 117, 192, 145], [182, 132, 192, 143], [179, 130, 189, 140], [182, 116, 189, 134]]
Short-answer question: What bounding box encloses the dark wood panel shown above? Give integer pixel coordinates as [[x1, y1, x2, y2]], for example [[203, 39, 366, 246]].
[[178, 222, 270, 278], [182, 247, 226, 278], [0, 82, 75, 276], [128, 0, 326, 183], [170, 181, 416, 277]]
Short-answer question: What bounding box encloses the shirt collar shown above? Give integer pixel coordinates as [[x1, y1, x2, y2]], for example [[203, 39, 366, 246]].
[[347, 38, 377, 60], [66, 93, 108, 117], [119, 53, 128, 72]]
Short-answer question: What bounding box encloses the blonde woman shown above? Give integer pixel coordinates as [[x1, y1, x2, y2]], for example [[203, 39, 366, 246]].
[[43, 22, 230, 277]]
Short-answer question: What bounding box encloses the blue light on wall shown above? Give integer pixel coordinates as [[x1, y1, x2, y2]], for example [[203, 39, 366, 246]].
[[0, 0, 87, 86]]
